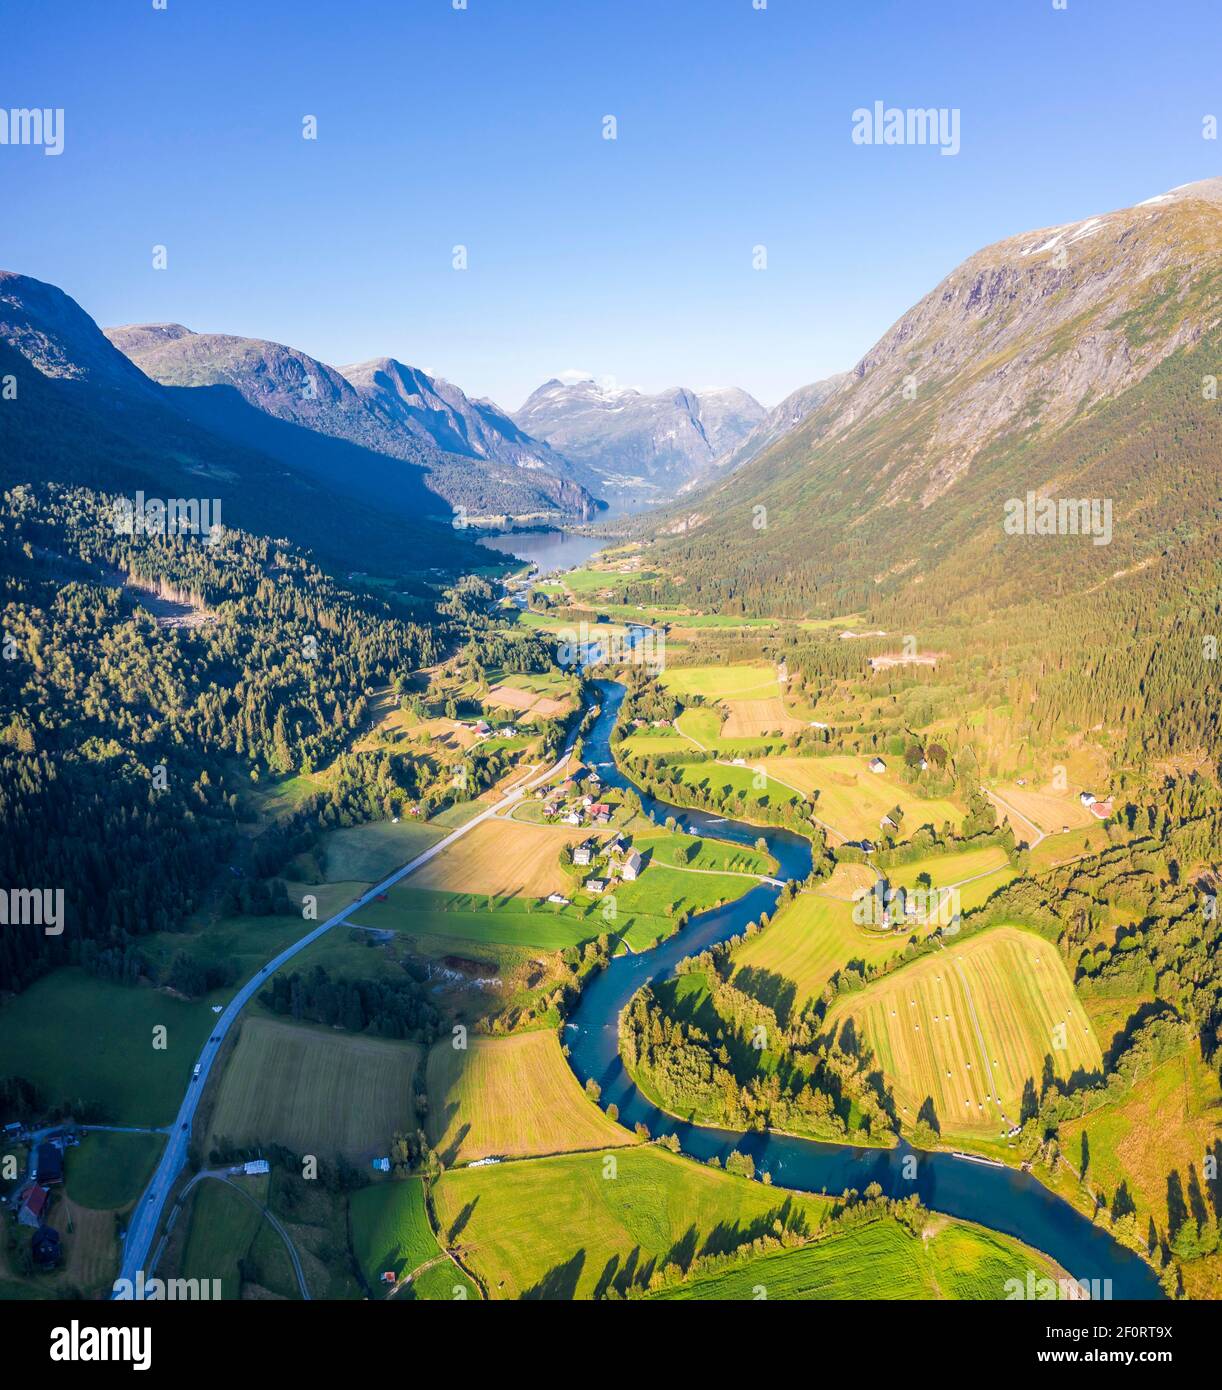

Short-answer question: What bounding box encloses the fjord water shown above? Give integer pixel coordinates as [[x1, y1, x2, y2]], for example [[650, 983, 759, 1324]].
[[565, 679, 1164, 1299], [475, 528, 607, 576]]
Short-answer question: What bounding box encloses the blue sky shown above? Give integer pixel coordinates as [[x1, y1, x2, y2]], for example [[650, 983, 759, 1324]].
[[3, 0, 1219, 409]]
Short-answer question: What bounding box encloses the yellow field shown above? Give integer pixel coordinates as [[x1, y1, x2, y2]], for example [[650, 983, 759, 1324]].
[[992, 782, 1097, 835], [731, 890, 912, 1014], [760, 756, 962, 840], [206, 1017, 419, 1158], [486, 683, 571, 720], [820, 862, 878, 900], [887, 845, 1016, 914], [425, 1032, 636, 1165], [825, 926, 1102, 1138], [721, 697, 808, 740], [410, 818, 605, 898]]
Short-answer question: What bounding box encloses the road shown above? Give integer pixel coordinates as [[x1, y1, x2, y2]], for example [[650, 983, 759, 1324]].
[[115, 736, 581, 1294]]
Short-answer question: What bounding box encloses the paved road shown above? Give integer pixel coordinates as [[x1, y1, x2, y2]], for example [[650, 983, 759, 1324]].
[[115, 739, 580, 1294]]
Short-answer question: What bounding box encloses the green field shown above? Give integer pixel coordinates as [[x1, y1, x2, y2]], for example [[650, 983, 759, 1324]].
[[660, 662, 782, 702], [0, 969, 218, 1125], [349, 1178, 480, 1298], [180, 1176, 268, 1300], [65, 1131, 166, 1210], [633, 829, 775, 877], [825, 925, 1103, 1138], [206, 1017, 419, 1159], [648, 1216, 1062, 1300], [355, 856, 762, 955], [321, 820, 443, 883], [731, 892, 913, 1017], [433, 1145, 829, 1300], [425, 1032, 635, 1165]]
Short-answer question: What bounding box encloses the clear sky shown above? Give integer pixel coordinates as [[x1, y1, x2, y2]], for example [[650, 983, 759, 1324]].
[[3, 0, 1219, 410]]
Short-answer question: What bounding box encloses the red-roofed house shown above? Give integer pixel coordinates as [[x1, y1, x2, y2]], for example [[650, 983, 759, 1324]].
[[18, 1183, 49, 1228]]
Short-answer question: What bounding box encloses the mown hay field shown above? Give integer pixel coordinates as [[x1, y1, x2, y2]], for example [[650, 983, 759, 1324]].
[[410, 818, 604, 899], [824, 926, 1102, 1138], [425, 1032, 636, 1165], [206, 1017, 420, 1159]]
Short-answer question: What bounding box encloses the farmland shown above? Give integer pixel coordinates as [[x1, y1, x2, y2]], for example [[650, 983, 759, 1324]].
[[886, 844, 1016, 914], [409, 817, 605, 898], [179, 1176, 269, 1300], [720, 698, 809, 740], [349, 1178, 478, 1297], [659, 662, 783, 702], [425, 1032, 635, 1165], [321, 820, 443, 884], [647, 1214, 1062, 1300], [65, 1131, 166, 1211], [205, 1017, 420, 1159], [991, 781, 1098, 835], [0, 968, 218, 1126], [433, 1145, 830, 1300], [824, 926, 1103, 1139], [731, 890, 913, 1016], [758, 755, 963, 840]]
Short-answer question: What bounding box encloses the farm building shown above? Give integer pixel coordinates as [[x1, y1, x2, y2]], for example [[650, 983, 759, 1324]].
[[17, 1183, 49, 1228], [242, 1159, 270, 1176], [1090, 797, 1114, 819], [585, 878, 607, 895], [34, 1143, 63, 1185], [546, 893, 571, 906], [621, 851, 643, 881], [868, 757, 886, 774], [31, 1225, 61, 1268]]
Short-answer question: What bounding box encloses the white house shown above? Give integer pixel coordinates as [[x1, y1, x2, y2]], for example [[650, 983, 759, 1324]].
[[1079, 791, 1097, 807], [621, 850, 643, 881], [868, 757, 887, 774], [586, 878, 607, 894], [573, 844, 593, 866]]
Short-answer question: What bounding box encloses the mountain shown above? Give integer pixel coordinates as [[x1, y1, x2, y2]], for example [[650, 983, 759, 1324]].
[[513, 376, 766, 505], [645, 178, 1222, 618], [690, 373, 850, 488], [0, 272, 487, 575], [339, 357, 599, 516], [105, 327, 599, 524]]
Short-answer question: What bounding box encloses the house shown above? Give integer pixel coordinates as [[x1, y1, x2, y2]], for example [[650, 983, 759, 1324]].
[[543, 800, 560, 817], [1090, 797, 1114, 820], [591, 803, 611, 824], [918, 758, 929, 772], [18, 1184, 48, 1228], [585, 878, 607, 895], [31, 1225, 61, 1268], [34, 1143, 63, 1185], [380, 1270, 397, 1285], [1079, 791, 1097, 807], [546, 893, 571, 906], [573, 844, 593, 866], [868, 757, 886, 774], [473, 720, 491, 736], [880, 814, 898, 831], [562, 811, 582, 826], [621, 850, 643, 881]]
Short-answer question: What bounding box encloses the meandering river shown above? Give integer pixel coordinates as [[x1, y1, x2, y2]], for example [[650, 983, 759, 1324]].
[[564, 678, 1164, 1299]]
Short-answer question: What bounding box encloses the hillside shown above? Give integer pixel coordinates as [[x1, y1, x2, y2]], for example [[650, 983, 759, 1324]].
[[107, 326, 599, 525], [0, 273, 484, 576], [646, 178, 1222, 618]]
